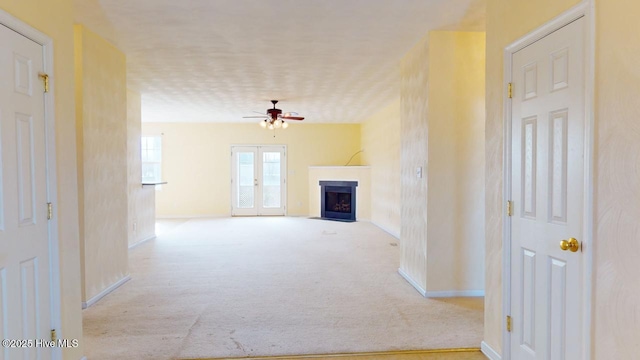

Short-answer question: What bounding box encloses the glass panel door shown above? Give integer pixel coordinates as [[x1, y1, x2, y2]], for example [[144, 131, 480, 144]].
[[231, 145, 286, 216], [262, 152, 281, 208], [231, 147, 258, 215]]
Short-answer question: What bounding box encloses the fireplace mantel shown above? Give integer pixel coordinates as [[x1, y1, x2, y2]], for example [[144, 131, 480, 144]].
[[308, 166, 371, 220]]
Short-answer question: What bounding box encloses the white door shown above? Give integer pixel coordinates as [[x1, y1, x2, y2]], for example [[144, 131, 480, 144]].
[[0, 24, 52, 359], [510, 18, 585, 360], [231, 145, 286, 216]]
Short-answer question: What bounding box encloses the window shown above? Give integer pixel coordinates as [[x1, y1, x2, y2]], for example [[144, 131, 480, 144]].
[[141, 136, 162, 185]]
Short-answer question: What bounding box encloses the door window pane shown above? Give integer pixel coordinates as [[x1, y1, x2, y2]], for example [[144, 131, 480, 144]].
[[237, 152, 254, 208], [262, 152, 281, 208]]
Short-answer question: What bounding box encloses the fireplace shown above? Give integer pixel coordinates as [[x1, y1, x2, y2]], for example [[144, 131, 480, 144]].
[[319, 180, 357, 222]]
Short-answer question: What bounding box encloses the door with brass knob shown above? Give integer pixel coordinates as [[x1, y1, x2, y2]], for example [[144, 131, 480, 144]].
[[509, 17, 586, 360], [560, 238, 580, 252]]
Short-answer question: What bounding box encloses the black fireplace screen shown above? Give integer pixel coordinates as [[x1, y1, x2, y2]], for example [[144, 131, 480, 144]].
[[319, 180, 358, 222], [325, 192, 351, 213]]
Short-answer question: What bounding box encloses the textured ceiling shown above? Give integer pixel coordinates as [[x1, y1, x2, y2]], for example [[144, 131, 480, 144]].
[[74, 0, 485, 123]]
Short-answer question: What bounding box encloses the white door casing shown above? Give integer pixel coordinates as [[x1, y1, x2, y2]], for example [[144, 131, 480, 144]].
[[508, 17, 585, 360], [0, 23, 54, 359], [231, 145, 286, 216]]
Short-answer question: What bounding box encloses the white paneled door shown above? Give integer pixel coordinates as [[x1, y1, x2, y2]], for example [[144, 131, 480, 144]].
[[510, 18, 585, 360], [231, 146, 286, 216], [0, 24, 53, 359]]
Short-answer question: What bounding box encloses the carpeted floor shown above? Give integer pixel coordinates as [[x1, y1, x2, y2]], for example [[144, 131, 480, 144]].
[[83, 217, 484, 360]]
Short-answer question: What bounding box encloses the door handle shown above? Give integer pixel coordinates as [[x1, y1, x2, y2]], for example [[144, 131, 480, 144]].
[[560, 238, 580, 252]]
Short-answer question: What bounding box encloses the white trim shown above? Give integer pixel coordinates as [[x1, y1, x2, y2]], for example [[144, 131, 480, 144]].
[[501, 2, 594, 359], [156, 214, 226, 219], [308, 166, 371, 169], [128, 235, 156, 249], [370, 221, 400, 239], [0, 9, 62, 360], [481, 341, 502, 360], [398, 268, 426, 297], [82, 275, 131, 309], [425, 290, 484, 298], [79, 357, 87, 360]]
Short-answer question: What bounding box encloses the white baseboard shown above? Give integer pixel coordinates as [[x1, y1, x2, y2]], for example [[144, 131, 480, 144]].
[[82, 275, 131, 309], [79, 357, 87, 360], [156, 214, 225, 219], [398, 268, 427, 296], [370, 221, 400, 239], [425, 290, 485, 297], [481, 341, 502, 360], [128, 235, 156, 249]]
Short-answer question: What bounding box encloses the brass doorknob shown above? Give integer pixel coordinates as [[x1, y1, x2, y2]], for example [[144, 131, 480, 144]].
[[560, 238, 580, 252]]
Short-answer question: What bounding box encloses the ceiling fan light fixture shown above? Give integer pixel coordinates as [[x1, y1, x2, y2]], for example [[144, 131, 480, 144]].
[[260, 119, 267, 128], [274, 119, 282, 128], [268, 123, 275, 130], [282, 121, 289, 129]]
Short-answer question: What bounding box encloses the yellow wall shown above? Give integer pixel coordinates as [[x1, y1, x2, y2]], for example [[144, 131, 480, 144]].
[[399, 34, 430, 292], [361, 99, 401, 237], [0, 2, 83, 358], [127, 89, 156, 246], [399, 31, 485, 295], [484, 0, 581, 352], [75, 25, 129, 303], [142, 123, 361, 217], [426, 31, 485, 293], [593, 1, 640, 358]]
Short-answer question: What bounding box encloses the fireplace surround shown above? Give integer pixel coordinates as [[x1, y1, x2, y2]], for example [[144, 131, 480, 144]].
[[319, 180, 358, 222]]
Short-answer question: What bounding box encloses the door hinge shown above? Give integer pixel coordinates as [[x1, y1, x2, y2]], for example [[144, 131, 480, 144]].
[[39, 73, 50, 93], [506, 316, 512, 332], [508, 83, 513, 99], [51, 329, 57, 342], [507, 200, 513, 217], [47, 202, 53, 220]]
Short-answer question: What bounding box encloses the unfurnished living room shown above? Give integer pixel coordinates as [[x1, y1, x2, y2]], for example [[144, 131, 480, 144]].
[[1, 0, 639, 360]]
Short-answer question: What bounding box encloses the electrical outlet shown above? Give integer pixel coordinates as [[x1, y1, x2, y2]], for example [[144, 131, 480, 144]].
[[416, 166, 423, 178], [133, 222, 137, 232]]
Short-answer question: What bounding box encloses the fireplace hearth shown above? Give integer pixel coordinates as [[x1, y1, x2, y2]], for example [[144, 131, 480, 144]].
[[319, 180, 357, 222]]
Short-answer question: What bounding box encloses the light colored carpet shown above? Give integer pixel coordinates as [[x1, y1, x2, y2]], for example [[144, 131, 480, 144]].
[[83, 218, 483, 360]]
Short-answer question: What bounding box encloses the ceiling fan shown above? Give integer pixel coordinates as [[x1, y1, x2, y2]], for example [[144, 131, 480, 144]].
[[243, 100, 304, 130]]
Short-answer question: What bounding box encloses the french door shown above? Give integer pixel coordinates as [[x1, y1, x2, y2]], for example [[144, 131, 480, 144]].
[[231, 145, 286, 216]]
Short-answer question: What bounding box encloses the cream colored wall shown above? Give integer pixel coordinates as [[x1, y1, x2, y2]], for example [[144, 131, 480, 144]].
[[75, 25, 129, 302], [426, 31, 485, 293], [399, 34, 429, 292], [484, 0, 581, 352], [127, 89, 156, 246], [0, 2, 83, 358], [308, 166, 371, 221], [141, 123, 361, 217], [360, 100, 401, 237], [593, 1, 640, 358]]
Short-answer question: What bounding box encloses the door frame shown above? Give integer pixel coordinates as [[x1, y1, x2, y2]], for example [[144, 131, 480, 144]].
[[0, 9, 62, 359], [501, 2, 595, 359], [230, 144, 287, 216]]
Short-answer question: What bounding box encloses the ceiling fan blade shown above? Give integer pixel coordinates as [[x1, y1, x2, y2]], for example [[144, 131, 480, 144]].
[[243, 116, 269, 118], [253, 111, 267, 115], [282, 116, 305, 121]]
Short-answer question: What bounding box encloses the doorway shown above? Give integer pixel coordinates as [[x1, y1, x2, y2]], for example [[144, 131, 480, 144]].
[[0, 20, 59, 359], [231, 145, 286, 216], [504, 8, 592, 360]]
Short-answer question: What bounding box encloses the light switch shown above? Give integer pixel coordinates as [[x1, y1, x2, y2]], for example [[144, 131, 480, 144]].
[[416, 166, 422, 178]]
